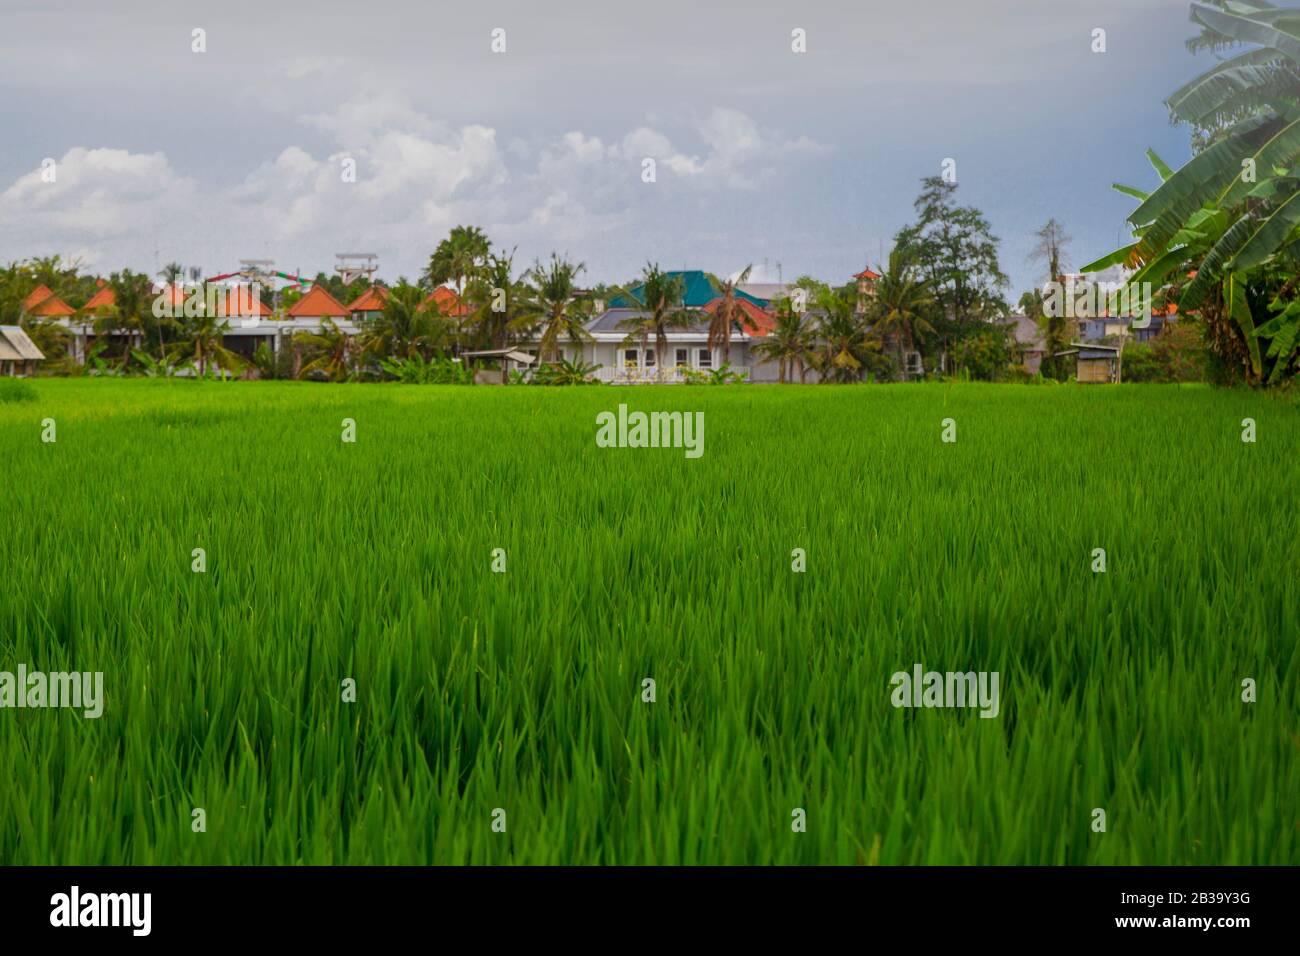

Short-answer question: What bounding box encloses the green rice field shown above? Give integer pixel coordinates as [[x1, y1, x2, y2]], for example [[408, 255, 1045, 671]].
[[1, 379, 1297, 864]]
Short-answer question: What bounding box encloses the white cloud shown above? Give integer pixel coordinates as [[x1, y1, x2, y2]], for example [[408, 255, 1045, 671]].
[[0, 99, 826, 278]]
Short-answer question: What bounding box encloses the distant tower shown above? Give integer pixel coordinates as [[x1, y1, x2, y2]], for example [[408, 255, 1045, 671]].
[[335, 253, 378, 285]]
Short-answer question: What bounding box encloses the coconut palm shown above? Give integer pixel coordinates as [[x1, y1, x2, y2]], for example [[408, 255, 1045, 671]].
[[614, 264, 695, 375], [294, 318, 354, 382], [465, 251, 530, 351], [169, 307, 242, 378], [358, 282, 453, 361], [705, 264, 754, 364], [423, 225, 491, 299], [519, 254, 593, 363], [870, 249, 936, 380], [813, 286, 881, 383], [752, 298, 815, 383]]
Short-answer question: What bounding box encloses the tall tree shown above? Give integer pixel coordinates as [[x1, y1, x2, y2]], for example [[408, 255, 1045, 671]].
[[705, 264, 753, 364], [812, 286, 881, 383], [423, 225, 491, 298], [614, 264, 695, 373], [870, 248, 937, 380], [893, 176, 1009, 368], [1026, 218, 1073, 378], [520, 254, 591, 363], [465, 250, 528, 351], [752, 297, 815, 383]]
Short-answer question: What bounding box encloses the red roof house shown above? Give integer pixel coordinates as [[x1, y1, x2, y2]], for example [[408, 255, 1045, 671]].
[[347, 285, 388, 316], [286, 286, 348, 321], [22, 284, 76, 317], [423, 286, 471, 317], [82, 283, 116, 312], [701, 297, 774, 337]]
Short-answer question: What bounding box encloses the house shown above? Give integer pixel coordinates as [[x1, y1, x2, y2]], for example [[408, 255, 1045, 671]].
[[348, 284, 388, 322], [511, 304, 780, 383], [81, 279, 116, 313], [737, 281, 791, 303], [214, 286, 276, 360], [285, 286, 349, 323], [1056, 343, 1122, 383], [1003, 314, 1047, 374], [424, 285, 472, 318], [22, 285, 75, 319], [0, 325, 44, 376]]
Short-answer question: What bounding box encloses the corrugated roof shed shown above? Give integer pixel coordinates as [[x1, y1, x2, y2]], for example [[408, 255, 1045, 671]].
[[0, 325, 46, 360]]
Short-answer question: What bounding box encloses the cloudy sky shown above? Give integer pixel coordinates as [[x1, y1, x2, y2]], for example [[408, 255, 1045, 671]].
[[0, 0, 1213, 293]]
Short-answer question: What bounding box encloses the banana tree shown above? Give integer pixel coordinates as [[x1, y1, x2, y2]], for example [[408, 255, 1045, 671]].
[[1083, 0, 1300, 384]]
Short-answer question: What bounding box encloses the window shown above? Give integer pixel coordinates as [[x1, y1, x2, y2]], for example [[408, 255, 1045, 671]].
[[644, 349, 656, 367], [697, 349, 713, 369], [624, 348, 638, 368], [905, 352, 922, 375], [675, 348, 688, 367]]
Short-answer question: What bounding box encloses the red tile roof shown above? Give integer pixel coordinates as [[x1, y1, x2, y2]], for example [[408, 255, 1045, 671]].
[[82, 285, 117, 311], [854, 268, 881, 281], [347, 285, 388, 312], [22, 285, 54, 310], [23, 285, 76, 317], [702, 296, 774, 337], [213, 286, 272, 317], [286, 285, 348, 318], [423, 285, 471, 317]]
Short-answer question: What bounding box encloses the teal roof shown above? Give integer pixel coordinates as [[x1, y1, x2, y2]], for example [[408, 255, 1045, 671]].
[[608, 270, 768, 309]]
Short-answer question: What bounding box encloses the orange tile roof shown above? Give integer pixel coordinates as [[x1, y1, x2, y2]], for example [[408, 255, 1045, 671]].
[[854, 268, 881, 281], [22, 285, 54, 310], [348, 285, 388, 312], [702, 296, 774, 337], [24, 285, 76, 317], [213, 286, 272, 317], [82, 285, 117, 311], [422, 285, 471, 317], [286, 285, 348, 318]]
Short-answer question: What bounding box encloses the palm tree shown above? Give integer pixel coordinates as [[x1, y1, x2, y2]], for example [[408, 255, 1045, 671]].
[[870, 249, 936, 380], [705, 264, 753, 364], [752, 298, 815, 383], [520, 254, 593, 363], [813, 286, 880, 383], [465, 251, 528, 351], [170, 306, 241, 378], [159, 262, 184, 286], [357, 282, 453, 361], [423, 225, 491, 299], [614, 264, 695, 376], [294, 318, 354, 382]]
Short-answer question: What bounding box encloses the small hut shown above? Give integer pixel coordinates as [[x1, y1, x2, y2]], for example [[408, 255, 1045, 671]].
[[1056, 343, 1121, 383], [0, 325, 45, 377], [460, 348, 537, 384]]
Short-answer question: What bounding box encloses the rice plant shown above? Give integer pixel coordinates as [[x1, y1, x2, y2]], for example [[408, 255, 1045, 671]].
[[0, 379, 1296, 864]]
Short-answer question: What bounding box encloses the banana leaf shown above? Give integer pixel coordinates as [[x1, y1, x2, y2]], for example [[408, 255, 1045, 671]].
[[1225, 272, 1264, 377], [1229, 187, 1300, 269], [1182, 216, 1260, 308], [1191, 1, 1300, 65]]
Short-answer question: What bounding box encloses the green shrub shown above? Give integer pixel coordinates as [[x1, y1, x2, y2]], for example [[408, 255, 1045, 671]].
[[0, 377, 37, 403]]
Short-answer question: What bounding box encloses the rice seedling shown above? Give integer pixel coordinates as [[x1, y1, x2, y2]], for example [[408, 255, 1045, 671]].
[[0, 379, 1296, 865]]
